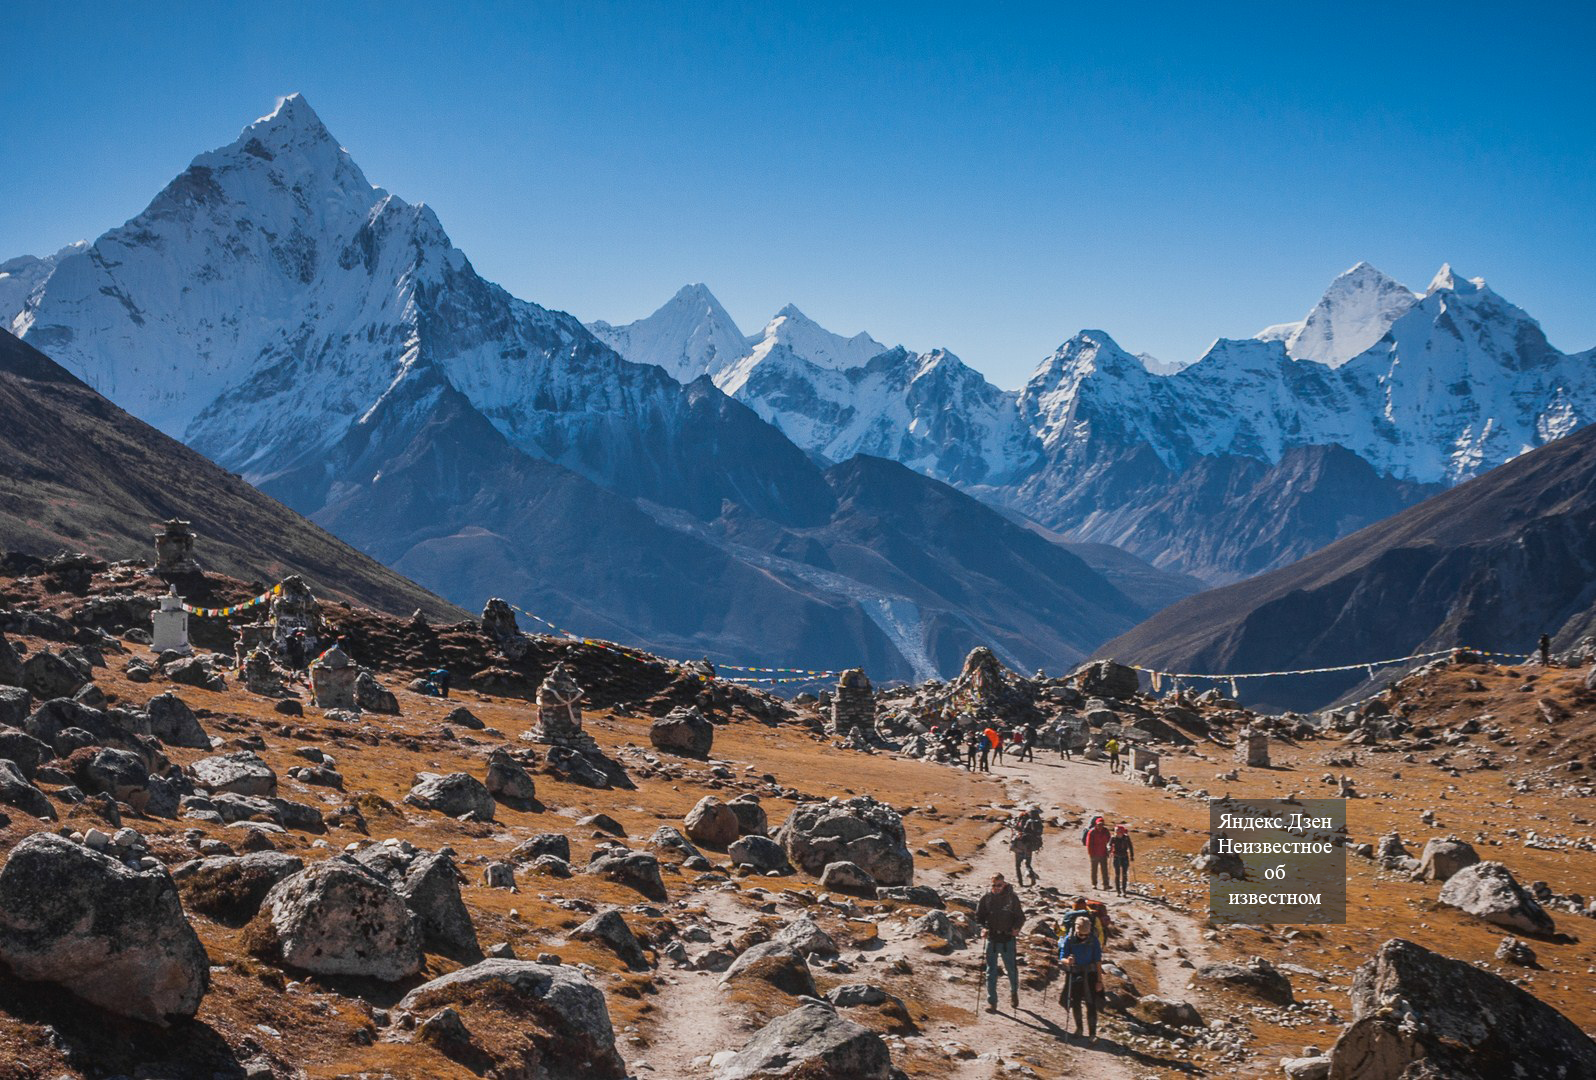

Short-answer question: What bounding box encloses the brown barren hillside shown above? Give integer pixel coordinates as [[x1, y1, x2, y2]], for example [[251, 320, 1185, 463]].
[[0, 329, 460, 622]]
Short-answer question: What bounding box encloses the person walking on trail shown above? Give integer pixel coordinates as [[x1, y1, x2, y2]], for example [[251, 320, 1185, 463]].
[[1010, 806, 1044, 886], [1539, 633, 1552, 667], [1110, 824, 1135, 896], [978, 728, 994, 772], [975, 873, 1026, 1012], [432, 667, 452, 699], [1057, 914, 1103, 1042], [1106, 737, 1122, 774], [991, 726, 1006, 765], [1019, 722, 1037, 762], [1083, 816, 1112, 890], [284, 631, 306, 677], [965, 729, 980, 771], [1059, 722, 1073, 761]]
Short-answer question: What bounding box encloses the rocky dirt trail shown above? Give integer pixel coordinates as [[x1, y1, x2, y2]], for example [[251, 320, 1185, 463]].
[[917, 750, 1213, 1078]]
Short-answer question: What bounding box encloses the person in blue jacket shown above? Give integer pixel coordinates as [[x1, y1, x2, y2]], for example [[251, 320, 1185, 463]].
[[1057, 914, 1102, 1042]]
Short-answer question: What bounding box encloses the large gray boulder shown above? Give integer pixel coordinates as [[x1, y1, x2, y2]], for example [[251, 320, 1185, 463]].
[[398, 960, 626, 1078], [190, 751, 278, 798], [584, 851, 667, 902], [720, 941, 818, 998], [256, 857, 422, 980], [1327, 938, 1596, 1080], [172, 851, 305, 925], [0, 833, 209, 1024], [485, 748, 537, 803], [22, 650, 87, 701], [354, 844, 481, 961], [649, 705, 714, 757], [1438, 861, 1555, 935], [73, 746, 150, 811], [0, 632, 23, 688], [145, 692, 210, 749], [0, 724, 53, 778], [0, 758, 55, 819], [775, 796, 913, 886], [355, 670, 399, 715], [1415, 836, 1481, 883], [728, 794, 769, 837], [685, 795, 740, 847], [729, 834, 792, 873], [405, 771, 495, 821], [1194, 957, 1293, 1005], [0, 685, 30, 729], [1075, 659, 1140, 700], [717, 1002, 892, 1079], [571, 908, 649, 970]]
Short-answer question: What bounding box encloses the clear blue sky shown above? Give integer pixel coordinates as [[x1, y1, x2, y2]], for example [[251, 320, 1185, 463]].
[[5, 1, 1593, 385]]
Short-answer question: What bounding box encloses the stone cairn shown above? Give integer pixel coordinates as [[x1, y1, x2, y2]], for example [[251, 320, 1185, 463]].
[[529, 663, 597, 753], [831, 668, 875, 737], [1238, 726, 1271, 767], [481, 598, 530, 661], [153, 518, 200, 574], [310, 644, 358, 710], [242, 648, 284, 696], [270, 575, 319, 649], [151, 586, 192, 655]]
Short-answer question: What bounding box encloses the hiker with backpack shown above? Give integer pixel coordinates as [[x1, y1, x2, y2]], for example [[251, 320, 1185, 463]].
[[975, 873, 1026, 1012], [966, 728, 980, 770], [1057, 914, 1102, 1042], [1110, 824, 1134, 896], [1009, 806, 1044, 886], [978, 727, 994, 771], [1106, 737, 1122, 774], [991, 726, 1006, 765], [1018, 722, 1037, 762], [1082, 816, 1112, 890]]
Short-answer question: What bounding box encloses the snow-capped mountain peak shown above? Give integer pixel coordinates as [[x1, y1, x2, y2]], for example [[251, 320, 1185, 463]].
[[1426, 262, 1485, 296], [750, 305, 887, 372], [1256, 261, 1420, 368], [586, 282, 747, 385]]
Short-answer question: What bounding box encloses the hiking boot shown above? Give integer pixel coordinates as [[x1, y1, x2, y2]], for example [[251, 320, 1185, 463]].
[[985, 1003, 998, 1014], [1010, 989, 1019, 1008]]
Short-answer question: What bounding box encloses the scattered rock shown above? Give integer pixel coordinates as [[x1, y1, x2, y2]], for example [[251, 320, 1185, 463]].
[[255, 857, 422, 980], [1326, 938, 1596, 1080], [484, 748, 536, 803], [191, 751, 278, 798], [721, 941, 818, 998], [0, 758, 56, 819], [1414, 836, 1481, 883], [572, 908, 649, 970], [510, 833, 571, 864], [728, 834, 791, 873], [1194, 957, 1293, 1005], [649, 705, 714, 757], [354, 671, 399, 714], [173, 851, 305, 925], [1495, 935, 1537, 966], [1438, 861, 1555, 935], [145, 692, 210, 748], [776, 796, 914, 886], [819, 860, 877, 893], [727, 793, 769, 837], [405, 771, 495, 822], [685, 796, 741, 847], [1075, 659, 1140, 700], [397, 960, 627, 1078], [716, 1002, 892, 1079], [0, 833, 209, 1024], [584, 851, 667, 902], [22, 650, 88, 701]]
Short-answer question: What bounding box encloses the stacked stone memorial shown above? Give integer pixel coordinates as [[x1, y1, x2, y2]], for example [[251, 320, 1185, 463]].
[[310, 645, 358, 711], [151, 587, 192, 656], [1238, 727, 1270, 767], [530, 663, 596, 753], [153, 519, 200, 575], [830, 669, 875, 737]]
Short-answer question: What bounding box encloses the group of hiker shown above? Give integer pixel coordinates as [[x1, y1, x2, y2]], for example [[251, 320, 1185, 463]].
[[929, 720, 1039, 771], [974, 808, 1139, 1041]]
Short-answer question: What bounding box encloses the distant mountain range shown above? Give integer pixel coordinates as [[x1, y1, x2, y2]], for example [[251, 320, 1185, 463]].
[[0, 95, 1179, 682], [592, 265, 1594, 583], [1096, 420, 1596, 711]]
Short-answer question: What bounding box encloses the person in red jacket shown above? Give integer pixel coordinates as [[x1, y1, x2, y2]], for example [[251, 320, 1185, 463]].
[[1082, 816, 1112, 890]]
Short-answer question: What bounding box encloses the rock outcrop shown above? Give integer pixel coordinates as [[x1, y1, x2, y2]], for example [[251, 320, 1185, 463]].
[[776, 796, 913, 886], [716, 1002, 892, 1079], [255, 857, 422, 980]]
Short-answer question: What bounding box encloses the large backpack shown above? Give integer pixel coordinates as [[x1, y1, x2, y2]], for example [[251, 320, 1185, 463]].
[[1060, 899, 1114, 947]]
